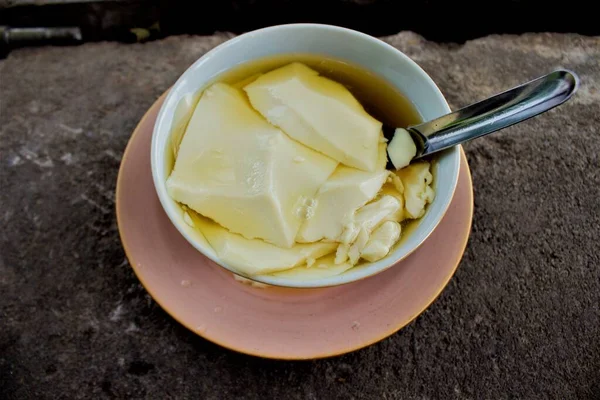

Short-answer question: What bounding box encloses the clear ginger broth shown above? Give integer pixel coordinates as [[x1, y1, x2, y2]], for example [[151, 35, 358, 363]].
[[168, 54, 435, 256]]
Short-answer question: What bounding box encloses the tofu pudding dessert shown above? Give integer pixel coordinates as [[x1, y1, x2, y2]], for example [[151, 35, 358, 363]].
[[165, 55, 436, 279]]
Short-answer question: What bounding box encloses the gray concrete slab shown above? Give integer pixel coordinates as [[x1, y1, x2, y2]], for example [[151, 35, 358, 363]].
[[1, 32, 599, 399]]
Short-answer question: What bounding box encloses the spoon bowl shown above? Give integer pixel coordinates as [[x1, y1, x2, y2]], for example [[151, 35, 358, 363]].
[[385, 69, 579, 170]]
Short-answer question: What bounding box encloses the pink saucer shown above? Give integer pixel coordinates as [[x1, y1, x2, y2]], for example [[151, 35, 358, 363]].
[[116, 95, 474, 360]]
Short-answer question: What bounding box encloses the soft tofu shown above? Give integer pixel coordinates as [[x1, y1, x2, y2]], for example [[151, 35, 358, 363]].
[[196, 216, 337, 276], [396, 161, 435, 219], [244, 63, 382, 171], [360, 221, 401, 262], [266, 255, 354, 280], [387, 128, 417, 170], [340, 195, 402, 244], [347, 228, 370, 265], [296, 143, 389, 243], [335, 195, 401, 264], [167, 83, 338, 248], [378, 183, 406, 222]]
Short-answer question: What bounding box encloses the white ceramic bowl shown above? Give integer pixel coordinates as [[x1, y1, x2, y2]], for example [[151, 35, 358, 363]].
[[151, 24, 460, 288]]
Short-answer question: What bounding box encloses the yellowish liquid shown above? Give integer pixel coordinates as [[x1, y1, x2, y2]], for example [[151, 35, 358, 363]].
[[218, 54, 423, 128], [167, 54, 434, 271], [168, 53, 424, 165]]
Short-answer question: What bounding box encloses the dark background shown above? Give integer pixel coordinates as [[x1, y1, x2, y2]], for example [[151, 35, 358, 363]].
[[1, 2, 599, 399], [1, 0, 598, 44]]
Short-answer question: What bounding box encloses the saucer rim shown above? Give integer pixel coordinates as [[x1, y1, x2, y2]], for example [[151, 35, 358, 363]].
[[116, 94, 474, 360]]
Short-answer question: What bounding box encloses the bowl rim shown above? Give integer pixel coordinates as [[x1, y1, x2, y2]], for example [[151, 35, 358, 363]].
[[150, 23, 460, 288]]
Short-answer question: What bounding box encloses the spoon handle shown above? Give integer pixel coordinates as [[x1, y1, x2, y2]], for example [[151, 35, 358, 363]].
[[410, 69, 579, 158]]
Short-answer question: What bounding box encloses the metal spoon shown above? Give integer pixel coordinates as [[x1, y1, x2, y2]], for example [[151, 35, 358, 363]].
[[385, 69, 579, 170]]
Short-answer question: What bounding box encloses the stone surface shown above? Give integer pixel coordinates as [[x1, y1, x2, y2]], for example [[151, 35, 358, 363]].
[[1, 33, 599, 399]]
